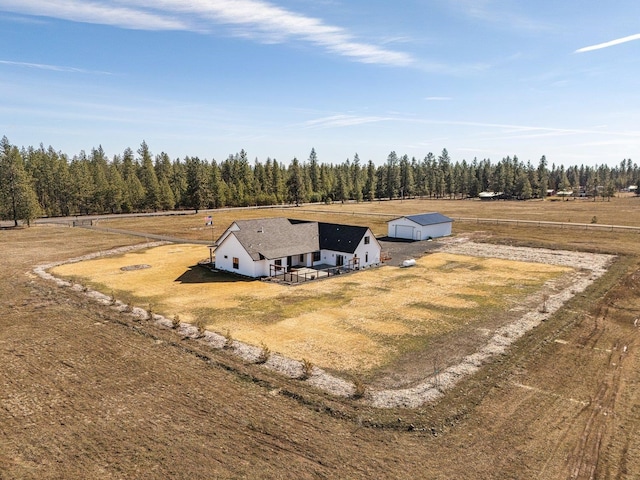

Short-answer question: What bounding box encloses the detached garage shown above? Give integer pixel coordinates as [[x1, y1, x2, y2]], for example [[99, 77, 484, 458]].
[[387, 213, 453, 240]]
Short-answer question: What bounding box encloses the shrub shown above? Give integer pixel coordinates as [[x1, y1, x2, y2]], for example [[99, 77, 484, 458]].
[[591, 216, 598, 224], [195, 318, 207, 338], [255, 342, 271, 364], [352, 378, 366, 399], [171, 314, 180, 329], [223, 329, 233, 349], [300, 358, 314, 380], [540, 293, 550, 313]]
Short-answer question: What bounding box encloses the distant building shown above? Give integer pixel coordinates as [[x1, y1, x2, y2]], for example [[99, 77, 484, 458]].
[[478, 191, 503, 200], [214, 218, 381, 278], [556, 190, 574, 197], [386, 213, 453, 240]]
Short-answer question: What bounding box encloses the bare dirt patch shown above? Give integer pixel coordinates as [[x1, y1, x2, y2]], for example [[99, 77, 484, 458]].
[[120, 264, 151, 271]]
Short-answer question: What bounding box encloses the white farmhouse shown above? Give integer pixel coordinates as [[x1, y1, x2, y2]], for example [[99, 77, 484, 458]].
[[214, 217, 382, 278], [387, 212, 453, 240]]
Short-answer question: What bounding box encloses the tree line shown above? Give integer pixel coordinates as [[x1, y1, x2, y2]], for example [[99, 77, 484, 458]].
[[1, 136, 638, 226]]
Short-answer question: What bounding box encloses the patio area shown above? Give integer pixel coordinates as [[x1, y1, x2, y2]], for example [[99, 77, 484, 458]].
[[267, 263, 358, 284]]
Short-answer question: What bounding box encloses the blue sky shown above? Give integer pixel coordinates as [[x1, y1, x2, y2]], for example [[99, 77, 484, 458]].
[[1, 0, 640, 167]]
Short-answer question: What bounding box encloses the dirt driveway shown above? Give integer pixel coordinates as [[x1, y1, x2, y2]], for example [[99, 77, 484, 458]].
[[377, 236, 443, 264]]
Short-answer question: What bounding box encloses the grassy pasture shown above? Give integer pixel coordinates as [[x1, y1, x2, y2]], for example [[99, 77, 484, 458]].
[[51, 244, 570, 379], [99, 194, 640, 245]]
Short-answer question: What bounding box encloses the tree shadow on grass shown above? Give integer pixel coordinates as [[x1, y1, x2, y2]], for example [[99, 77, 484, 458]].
[[174, 265, 255, 284]]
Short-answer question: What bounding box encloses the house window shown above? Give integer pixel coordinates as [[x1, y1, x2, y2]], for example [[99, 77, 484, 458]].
[[275, 259, 282, 266], [299, 254, 305, 262], [364, 236, 370, 245], [313, 251, 321, 262], [232, 257, 239, 269], [365, 253, 369, 263]]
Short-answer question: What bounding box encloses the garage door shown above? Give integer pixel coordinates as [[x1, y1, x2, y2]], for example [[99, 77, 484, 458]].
[[394, 225, 414, 239]]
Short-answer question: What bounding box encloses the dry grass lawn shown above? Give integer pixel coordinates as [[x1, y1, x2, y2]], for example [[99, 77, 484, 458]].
[[52, 244, 570, 376]]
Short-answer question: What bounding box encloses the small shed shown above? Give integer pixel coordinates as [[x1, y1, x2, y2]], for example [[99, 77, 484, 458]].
[[387, 213, 453, 240]]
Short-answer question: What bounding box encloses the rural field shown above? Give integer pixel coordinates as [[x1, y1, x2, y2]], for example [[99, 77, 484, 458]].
[[2, 196, 640, 479]]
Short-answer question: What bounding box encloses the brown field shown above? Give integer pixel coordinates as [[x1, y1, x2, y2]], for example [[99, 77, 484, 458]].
[[2, 196, 640, 479]]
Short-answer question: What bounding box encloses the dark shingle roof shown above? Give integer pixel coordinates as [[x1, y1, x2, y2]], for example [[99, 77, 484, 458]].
[[318, 222, 369, 254], [399, 212, 453, 226]]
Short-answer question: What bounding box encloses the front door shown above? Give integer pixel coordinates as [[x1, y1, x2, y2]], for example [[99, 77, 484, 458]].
[[336, 254, 344, 267], [287, 255, 292, 272]]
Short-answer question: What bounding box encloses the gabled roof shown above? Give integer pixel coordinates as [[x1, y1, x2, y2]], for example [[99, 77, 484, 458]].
[[219, 218, 319, 261], [318, 222, 370, 254], [216, 218, 374, 260], [392, 212, 453, 226]]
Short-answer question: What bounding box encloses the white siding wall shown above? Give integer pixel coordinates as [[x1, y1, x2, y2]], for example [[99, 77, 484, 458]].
[[254, 259, 270, 277], [388, 218, 452, 240], [421, 222, 452, 238], [318, 249, 344, 267], [214, 234, 257, 277], [215, 222, 240, 246], [318, 229, 381, 268], [353, 229, 381, 267], [388, 218, 415, 238]]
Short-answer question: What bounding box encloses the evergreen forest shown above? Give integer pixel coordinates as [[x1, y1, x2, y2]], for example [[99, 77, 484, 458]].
[[1, 136, 638, 226]]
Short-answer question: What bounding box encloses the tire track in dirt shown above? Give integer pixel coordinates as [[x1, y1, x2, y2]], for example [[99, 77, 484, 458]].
[[563, 267, 639, 479], [566, 343, 628, 479]]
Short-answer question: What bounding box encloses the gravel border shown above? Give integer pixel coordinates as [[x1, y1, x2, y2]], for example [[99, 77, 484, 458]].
[[34, 239, 615, 408]]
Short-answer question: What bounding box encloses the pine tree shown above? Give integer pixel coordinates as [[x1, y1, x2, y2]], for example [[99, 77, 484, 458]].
[[271, 160, 285, 203], [385, 151, 400, 200], [170, 159, 187, 208], [210, 160, 227, 208], [184, 156, 210, 213], [399, 155, 414, 199], [137, 141, 161, 211], [105, 161, 125, 214], [363, 160, 376, 201], [69, 153, 95, 215], [286, 158, 306, 206], [0, 137, 41, 226], [90, 146, 110, 213], [537, 155, 549, 199], [375, 164, 387, 200], [308, 148, 320, 195]]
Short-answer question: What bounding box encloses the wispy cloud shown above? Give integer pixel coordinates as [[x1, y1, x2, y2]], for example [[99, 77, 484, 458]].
[[137, 0, 414, 65], [445, 0, 549, 32], [303, 114, 393, 128], [0, 0, 187, 30], [0, 0, 413, 66], [0, 59, 112, 74], [575, 33, 640, 53]]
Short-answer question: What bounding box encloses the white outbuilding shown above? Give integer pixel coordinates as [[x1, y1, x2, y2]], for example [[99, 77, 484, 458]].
[[387, 212, 453, 240]]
